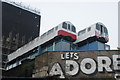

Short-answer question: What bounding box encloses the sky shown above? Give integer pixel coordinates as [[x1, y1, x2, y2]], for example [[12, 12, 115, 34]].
[[12, 0, 119, 49]]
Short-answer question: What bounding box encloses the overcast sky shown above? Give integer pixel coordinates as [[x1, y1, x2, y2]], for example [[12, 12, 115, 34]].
[[13, 0, 119, 49]]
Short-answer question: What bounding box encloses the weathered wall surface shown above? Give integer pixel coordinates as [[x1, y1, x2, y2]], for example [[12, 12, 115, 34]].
[[33, 50, 120, 80], [3, 60, 35, 77], [3, 50, 120, 80]]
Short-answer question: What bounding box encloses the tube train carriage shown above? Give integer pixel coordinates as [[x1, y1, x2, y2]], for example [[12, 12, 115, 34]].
[[40, 21, 77, 42], [75, 22, 109, 46], [8, 21, 77, 62]]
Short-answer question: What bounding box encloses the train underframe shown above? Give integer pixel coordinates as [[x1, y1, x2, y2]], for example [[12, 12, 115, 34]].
[[77, 36, 108, 47]]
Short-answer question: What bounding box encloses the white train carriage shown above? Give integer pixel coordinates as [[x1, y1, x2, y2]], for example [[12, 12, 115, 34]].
[[40, 21, 77, 43], [75, 22, 109, 46], [8, 21, 77, 62]]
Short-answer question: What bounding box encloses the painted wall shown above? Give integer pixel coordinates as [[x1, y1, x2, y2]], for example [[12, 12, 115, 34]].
[[33, 50, 120, 79]]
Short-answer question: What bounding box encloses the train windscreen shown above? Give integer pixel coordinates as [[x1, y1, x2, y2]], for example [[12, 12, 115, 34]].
[[104, 27, 108, 36], [62, 22, 67, 29], [96, 23, 100, 30], [72, 25, 76, 33]]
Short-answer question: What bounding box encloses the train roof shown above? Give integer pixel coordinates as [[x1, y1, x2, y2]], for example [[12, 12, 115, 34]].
[[78, 22, 107, 32], [40, 21, 76, 36], [96, 22, 106, 27]]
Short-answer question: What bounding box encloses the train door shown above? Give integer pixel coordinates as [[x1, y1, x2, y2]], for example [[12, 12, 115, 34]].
[[96, 23, 100, 37], [100, 25, 104, 37]]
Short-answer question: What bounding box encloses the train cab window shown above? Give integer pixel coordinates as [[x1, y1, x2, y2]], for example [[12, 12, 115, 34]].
[[88, 27, 91, 32], [72, 25, 76, 33], [96, 23, 100, 30], [104, 27, 108, 34], [78, 29, 86, 36], [68, 24, 70, 30], [62, 22, 67, 29]]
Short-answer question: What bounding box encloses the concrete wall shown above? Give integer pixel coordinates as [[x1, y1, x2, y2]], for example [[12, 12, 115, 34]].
[[3, 59, 35, 77]]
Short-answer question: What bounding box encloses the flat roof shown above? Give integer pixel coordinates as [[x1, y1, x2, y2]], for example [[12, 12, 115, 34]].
[[2, 0, 40, 15]]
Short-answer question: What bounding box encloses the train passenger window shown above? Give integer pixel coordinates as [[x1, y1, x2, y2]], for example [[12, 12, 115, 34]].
[[78, 29, 86, 36], [55, 26, 58, 30], [72, 26, 76, 33], [96, 23, 100, 30], [62, 22, 67, 29], [41, 33, 46, 39], [68, 24, 70, 30], [47, 28, 54, 35], [88, 27, 91, 32]]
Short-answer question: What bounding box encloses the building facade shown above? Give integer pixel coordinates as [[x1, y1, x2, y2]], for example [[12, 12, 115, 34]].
[[1, 0, 41, 68], [77, 41, 110, 51], [3, 50, 120, 80]]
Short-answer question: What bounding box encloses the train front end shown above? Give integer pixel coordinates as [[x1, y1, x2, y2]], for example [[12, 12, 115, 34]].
[[95, 23, 109, 43], [57, 21, 77, 42]]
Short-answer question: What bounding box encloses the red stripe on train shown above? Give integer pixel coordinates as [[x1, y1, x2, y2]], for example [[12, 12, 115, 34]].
[[58, 30, 76, 40]]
